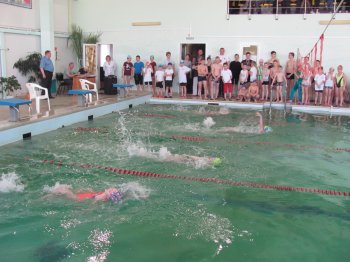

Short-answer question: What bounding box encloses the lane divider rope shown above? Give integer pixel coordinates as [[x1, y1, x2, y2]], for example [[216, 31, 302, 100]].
[[35, 158, 350, 198], [170, 135, 350, 152]]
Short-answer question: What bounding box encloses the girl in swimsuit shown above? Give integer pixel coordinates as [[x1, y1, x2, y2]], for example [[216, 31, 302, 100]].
[[46, 184, 123, 204], [324, 67, 335, 106], [335, 65, 347, 107]]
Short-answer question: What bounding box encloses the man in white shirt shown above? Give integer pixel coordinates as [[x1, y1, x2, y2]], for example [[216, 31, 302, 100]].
[[218, 47, 230, 97], [218, 47, 230, 65]]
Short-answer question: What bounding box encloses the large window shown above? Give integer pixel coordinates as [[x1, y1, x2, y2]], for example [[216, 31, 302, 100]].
[[227, 0, 350, 15]]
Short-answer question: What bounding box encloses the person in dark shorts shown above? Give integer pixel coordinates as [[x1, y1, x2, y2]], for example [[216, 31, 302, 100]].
[[155, 65, 165, 98], [134, 55, 144, 95], [122, 55, 134, 96], [230, 54, 242, 98], [164, 63, 174, 98]]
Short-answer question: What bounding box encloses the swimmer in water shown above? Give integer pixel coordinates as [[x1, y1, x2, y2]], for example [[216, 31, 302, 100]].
[[128, 145, 222, 167], [167, 154, 222, 167], [45, 184, 123, 204], [220, 111, 272, 134]]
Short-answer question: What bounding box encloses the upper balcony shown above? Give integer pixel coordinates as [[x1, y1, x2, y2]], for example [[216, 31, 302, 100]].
[[227, 0, 350, 15]]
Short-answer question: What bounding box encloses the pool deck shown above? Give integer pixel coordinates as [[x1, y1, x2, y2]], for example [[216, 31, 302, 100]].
[[0, 92, 151, 146], [0, 93, 349, 146], [148, 97, 350, 116]]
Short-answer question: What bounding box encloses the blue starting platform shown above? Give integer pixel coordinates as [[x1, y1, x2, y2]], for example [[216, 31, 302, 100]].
[[68, 90, 95, 107], [112, 84, 133, 97], [0, 98, 32, 122]]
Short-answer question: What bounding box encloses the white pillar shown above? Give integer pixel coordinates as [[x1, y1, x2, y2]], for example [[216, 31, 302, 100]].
[[0, 32, 6, 77], [40, 0, 55, 64], [0, 32, 7, 98]]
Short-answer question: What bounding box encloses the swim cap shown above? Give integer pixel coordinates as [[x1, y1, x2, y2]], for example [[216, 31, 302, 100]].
[[109, 191, 123, 204], [213, 157, 222, 167], [264, 126, 273, 133]]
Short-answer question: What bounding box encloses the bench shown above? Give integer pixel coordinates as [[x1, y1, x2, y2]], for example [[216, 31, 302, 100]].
[[112, 84, 134, 97], [0, 98, 32, 122], [68, 89, 95, 107]]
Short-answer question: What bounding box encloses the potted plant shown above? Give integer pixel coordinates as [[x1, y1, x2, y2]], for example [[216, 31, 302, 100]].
[[13, 52, 42, 83], [0, 75, 21, 98], [68, 24, 102, 67]]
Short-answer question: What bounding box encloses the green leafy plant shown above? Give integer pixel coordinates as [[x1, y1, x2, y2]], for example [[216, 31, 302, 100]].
[[0, 75, 21, 96], [68, 24, 102, 67], [13, 52, 42, 83]]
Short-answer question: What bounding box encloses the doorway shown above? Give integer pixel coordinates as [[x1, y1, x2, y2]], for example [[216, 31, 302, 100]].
[[97, 44, 113, 91], [180, 43, 206, 60]]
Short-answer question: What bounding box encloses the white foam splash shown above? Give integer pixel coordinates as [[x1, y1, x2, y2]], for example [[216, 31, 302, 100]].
[[0, 172, 24, 193], [158, 146, 172, 160], [203, 117, 216, 129], [127, 144, 213, 169], [120, 181, 151, 200], [219, 107, 230, 115], [43, 182, 76, 199], [44, 182, 72, 194]]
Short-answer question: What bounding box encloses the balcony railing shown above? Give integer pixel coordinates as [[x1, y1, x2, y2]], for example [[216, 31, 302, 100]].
[[227, 0, 350, 15]]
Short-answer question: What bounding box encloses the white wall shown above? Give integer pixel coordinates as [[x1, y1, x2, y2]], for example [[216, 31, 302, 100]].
[[0, 0, 75, 95], [0, 0, 40, 29], [70, 0, 350, 91]]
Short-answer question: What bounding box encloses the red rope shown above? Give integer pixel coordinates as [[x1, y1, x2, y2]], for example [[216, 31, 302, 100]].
[[37, 159, 350, 198], [320, 34, 324, 65], [170, 135, 350, 152]]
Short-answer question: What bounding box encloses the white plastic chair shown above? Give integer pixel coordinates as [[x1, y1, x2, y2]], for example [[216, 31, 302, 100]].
[[79, 79, 99, 103], [26, 83, 51, 114]]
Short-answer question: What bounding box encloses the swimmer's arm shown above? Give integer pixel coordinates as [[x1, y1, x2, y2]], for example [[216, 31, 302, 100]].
[[256, 112, 264, 133], [93, 193, 106, 202], [272, 75, 277, 84], [283, 75, 287, 86]]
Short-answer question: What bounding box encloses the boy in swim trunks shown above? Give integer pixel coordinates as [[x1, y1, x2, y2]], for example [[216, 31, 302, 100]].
[[247, 82, 260, 102], [272, 66, 287, 103], [285, 52, 297, 97], [211, 56, 223, 100], [197, 58, 209, 99], [261, 63, 270, 101]]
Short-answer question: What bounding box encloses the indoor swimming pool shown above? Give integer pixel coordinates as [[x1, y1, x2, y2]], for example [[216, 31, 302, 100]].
[[0, 104, 349, 261]]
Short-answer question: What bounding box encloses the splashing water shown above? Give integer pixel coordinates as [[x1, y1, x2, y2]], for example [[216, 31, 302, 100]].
[[158, 146, 172, 160], [219, 107, 230, 115], [44, 182, 73, 194], [0, 173, 25, 193], [203, 117, 216, 129], [120, 181, 151, 200], [127, 144, 213, 169]]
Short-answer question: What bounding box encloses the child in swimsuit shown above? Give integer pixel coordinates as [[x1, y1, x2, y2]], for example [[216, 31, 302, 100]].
[[324, 67, 335, 106], [335, 65, 347, 107], [261, 63, 270, 101], [47, 185, 123, 204], [272, 66, 287, 103]]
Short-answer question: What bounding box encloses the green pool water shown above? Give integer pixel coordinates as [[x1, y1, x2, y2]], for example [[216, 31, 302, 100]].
[[0, 104, 350, 262]]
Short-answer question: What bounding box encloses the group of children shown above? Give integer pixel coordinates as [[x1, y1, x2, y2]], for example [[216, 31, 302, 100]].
[[120, 53, 347, 107]]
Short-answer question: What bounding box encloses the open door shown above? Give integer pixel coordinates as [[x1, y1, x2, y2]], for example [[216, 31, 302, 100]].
[[180, 43, 206, 60], [97, 44, 113, 91]]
